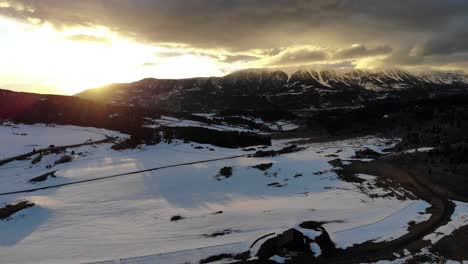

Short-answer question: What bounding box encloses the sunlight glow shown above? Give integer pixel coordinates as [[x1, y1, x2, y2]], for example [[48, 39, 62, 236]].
[[0, 17, 225, 95]]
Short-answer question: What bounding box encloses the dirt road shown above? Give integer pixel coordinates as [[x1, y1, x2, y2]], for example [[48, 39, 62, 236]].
[[313, 158, 455, 263]]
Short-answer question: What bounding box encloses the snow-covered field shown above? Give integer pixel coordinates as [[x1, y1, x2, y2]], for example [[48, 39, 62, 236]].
[[0, 123, 127, 159], [424, 201, 468, 244], [0, 124, 457, 264], [145, 116, 254, 132], [144, 114, 300, 133], [371, 204, 468, 264]]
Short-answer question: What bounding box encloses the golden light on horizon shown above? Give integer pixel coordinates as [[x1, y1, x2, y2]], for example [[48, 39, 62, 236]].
[[3, 2, 465, 96], [0, 16, 226, 95]]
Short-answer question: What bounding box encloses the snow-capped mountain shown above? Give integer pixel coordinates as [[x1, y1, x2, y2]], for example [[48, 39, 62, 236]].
[[76, 69, 468, 111]]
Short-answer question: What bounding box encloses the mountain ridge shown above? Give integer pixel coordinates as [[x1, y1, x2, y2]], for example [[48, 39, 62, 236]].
[[76, 68, 468, 95], [75, 68, 468, 112]]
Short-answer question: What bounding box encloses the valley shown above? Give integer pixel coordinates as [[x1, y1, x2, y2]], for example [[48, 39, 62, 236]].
[[1, 69, 468, 263]]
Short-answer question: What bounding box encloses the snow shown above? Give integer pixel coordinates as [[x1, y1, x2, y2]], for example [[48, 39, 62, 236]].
[[269, 255, 289, 263], [0, 123, 127, 159], [403, 147, 434, 154], [331, 199, 431, 248], [0, 129, 432, 264], [390, 83, 411, 90], [145, 114, 301, 133], [365, 200, 468, 263], [250, 118, 299, 132], [91, 242, 245, 264], [277, 122, 300, 131], [192, 113, 216, 119], [314, 70, 332, 88], [424, 201, 468, 244], [362, 82, 387, 91], [370, 247, 467, 264], [145, 116, 254, 132], [416, 71, 468, 85]]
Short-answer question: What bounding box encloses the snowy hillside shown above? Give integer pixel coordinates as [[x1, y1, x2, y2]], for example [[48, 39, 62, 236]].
[[1, 122, 465, 263], [0, 123, 127, 159], [75, 69, 468, 111]]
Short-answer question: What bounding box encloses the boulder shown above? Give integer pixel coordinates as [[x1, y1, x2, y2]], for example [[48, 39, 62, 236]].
[[353, 148, 382, 159], [54, 155, 73, 165], [256, 228, 314, 260]]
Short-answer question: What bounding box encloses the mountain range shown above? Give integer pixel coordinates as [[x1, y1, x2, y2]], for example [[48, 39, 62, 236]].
[[76, 69, 468, 112]]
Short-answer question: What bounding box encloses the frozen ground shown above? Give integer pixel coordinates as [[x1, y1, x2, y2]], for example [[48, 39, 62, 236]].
[[144, 114, 300, 132], [0, 125, 456, 264], [144, 116, 254, 132], [0, 123, 127, 159], [424, 201, 468, 244]]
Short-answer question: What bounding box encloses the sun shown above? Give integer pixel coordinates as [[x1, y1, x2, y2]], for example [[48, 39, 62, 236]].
[[0, 17, 225, 95]]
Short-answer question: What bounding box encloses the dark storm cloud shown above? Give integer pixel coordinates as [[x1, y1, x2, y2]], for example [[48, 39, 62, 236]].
[[413, 29, 468, 56], [3, 0, 463, 48], [1, 0, 468, 70]]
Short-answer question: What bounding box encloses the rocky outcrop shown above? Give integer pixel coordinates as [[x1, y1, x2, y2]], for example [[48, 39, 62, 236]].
[[255, 228, 315, 260], [0, 201, 35, 220]]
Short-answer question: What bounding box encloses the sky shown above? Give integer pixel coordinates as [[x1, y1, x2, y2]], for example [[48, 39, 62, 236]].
[[1, 0, 468, 95]]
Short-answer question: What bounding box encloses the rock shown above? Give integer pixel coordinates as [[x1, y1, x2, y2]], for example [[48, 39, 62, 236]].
[[257, 236, 278, 260], [215, 166, 233, 180], [54, 155, 73, 165], [256, 228, 314, 260], [203, 229, 233, 238], [243, 147, 256, 151], [267, 182, 285, 187], [299, 221, 337, 257], [170, 215, 184, 222], [0, 201, 35, 220], [278, 228, 313, 255], [29, 171, 57, 183], [313, 226, 337, 257], [31, 154, 43, 164], [328, 158, 343, 167], [251, 149, 277, 157], [353, 148, 382, 159], [252, 145, 306, 157], [277, 145, 305, 155], [252, 163, 273, 171]]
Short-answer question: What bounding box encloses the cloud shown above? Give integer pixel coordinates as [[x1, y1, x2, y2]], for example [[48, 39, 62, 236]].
[[1, 0, 468, 72], [267, 47, 329, 66], [3, 0, 465, 50], [332, 44, 392, 60], [152, 49, 260, 64], [259, 44, 392, 68], [221, 54, 261, 63], [154, 51, 186, 58], [66, 34, 111, 44], [141, 62, 158, 67], [411, 29, 468, 56]]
